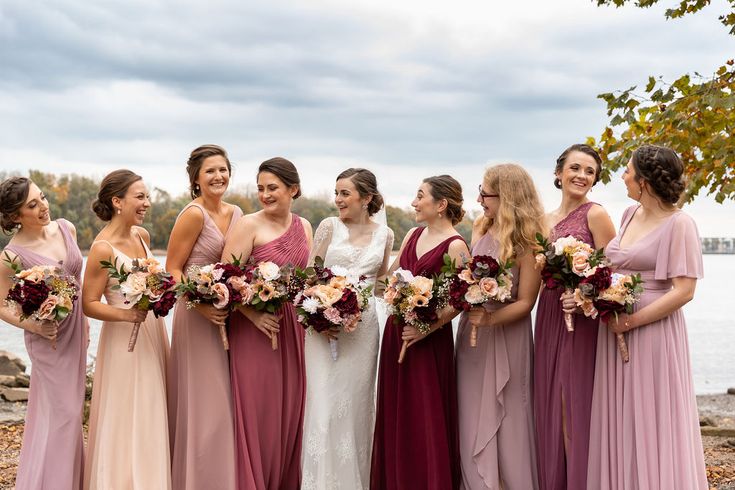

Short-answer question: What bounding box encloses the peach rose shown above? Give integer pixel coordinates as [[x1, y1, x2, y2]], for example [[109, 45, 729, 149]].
[[138, 258, 163, 275], [458, 268, 476, 285], [464, 285, 485, 304], [410, 276, 433, 297], [571, 251, 590, 276], [478, 277, 499, 298], [329, 276, 347, 290], [211, 282, 230, 309], [313, 285, 342, 307], [383, 287, 399, 304], [18, 265, 47, 282], [36, 294, 59, 321], [535, 253, 546, 269]]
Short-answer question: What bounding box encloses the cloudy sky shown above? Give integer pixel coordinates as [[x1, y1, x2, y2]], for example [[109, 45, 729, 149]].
[[0, 0, 733, 235]]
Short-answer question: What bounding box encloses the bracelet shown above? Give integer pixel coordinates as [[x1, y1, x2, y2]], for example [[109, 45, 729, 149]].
[[624, 318, 631, 330]]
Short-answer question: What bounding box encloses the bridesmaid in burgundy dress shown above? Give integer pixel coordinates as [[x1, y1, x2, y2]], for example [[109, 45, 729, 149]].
[[166, 145, 241, 490], [533, 144, 616, 490], [0, 177, 87, 490], [222, 157, 313, 490], [371, 175, 470, 490], [585, 146, 707, 489]]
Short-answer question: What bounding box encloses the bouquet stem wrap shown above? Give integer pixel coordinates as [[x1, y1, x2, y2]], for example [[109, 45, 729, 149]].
[[329, 338, 338, 361], [219, 324, 229, 350], [564, 288, 575, 332], [617, 333, 629, 363], [398, 340, 408, 364], [271, 334, 278, 351], [127, 322, 141, 352], [470, 324, 478, 347]]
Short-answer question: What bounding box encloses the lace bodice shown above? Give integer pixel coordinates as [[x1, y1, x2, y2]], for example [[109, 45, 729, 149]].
[[312, 217, 393, 286]]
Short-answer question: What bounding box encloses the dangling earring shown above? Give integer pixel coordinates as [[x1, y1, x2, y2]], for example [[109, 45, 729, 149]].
[[116, 208, 121, 215], [194, 184, 200, 191], [362, 204, 368, 210], [438, 212, 443, 219]]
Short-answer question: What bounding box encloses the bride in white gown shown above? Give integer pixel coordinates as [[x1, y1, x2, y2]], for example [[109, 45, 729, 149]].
[[302, 168, 394, 490]]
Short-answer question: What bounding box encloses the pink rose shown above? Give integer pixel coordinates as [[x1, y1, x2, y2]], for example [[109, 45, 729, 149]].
[[478, 277, 499, 298], [36, 294, 59, 321], [18, 266, 47, 283], [211, 282, 230, 309], [458, 268, 476, 285], [535, 253, 546, 269], [464, 285, 485, 304]]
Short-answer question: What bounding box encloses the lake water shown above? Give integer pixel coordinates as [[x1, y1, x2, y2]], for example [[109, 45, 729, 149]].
[[1, 255, 733, 395]]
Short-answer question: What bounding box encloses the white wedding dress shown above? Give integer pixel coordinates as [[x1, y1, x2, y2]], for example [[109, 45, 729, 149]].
[[301, 216, 393, 490]]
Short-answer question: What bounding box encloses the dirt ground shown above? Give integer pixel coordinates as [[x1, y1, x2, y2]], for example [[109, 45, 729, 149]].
[[2, 395, 735, 489]]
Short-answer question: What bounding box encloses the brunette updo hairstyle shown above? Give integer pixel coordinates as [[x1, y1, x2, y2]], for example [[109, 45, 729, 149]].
[[258, 157, 301, 199], [92, 170, 143, 221], [0, 177, 31, 234], [187, 144, 232, 199], [336, 168, 384, 216], [631, 145, 685, 204], [554, 144, 603, 189], [423, 175, 465, 225]]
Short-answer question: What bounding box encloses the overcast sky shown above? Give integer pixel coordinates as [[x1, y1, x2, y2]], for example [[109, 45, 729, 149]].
[[0, 0, 733, 235]]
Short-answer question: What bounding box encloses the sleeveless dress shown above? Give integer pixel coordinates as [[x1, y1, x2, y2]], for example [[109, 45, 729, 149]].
[[534, 201, 598, 490], [229, 214, 309, 490], [168, 202, 242, 490], [586, 206, 707, 489], [84, 233, 171, 490], [371, 227, 463, 490], [301, 217, 392, 490], [456, 232, 538, 489], [6, 219, 87, 490]]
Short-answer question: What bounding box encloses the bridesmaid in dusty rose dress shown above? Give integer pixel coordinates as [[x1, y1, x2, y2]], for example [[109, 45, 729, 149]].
[[222, 157, 313, 490], [456, 164, 544, 489], [83, 170, 171, 489], [371, 175, 470, 490], [533, 144, 616, 490], [585, 145, 707, 489], [166, 145, 241, 489], [0, 178, 87, 490]]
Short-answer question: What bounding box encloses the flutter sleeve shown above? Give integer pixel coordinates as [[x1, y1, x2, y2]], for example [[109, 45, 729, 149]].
[[654, 211, 704, 280], [309, 217, 334, 266]]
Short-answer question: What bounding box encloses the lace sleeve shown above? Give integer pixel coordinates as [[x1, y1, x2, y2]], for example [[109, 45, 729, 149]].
[[309, 217, 334, 266]]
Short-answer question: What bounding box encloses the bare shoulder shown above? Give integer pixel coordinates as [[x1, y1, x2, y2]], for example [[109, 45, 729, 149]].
[[587, 203, 611, 220], [87, 240, 114, 263], [299, 216, 313, 235], [133, 226, 151, 246], [448, 236, 470, 254]]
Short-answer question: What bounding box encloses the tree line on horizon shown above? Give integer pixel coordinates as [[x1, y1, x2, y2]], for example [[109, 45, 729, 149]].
[[0, 170, 474, 252]]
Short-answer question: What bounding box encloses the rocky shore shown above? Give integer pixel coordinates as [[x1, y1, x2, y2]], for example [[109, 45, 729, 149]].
[[1, 349, 734, 488]]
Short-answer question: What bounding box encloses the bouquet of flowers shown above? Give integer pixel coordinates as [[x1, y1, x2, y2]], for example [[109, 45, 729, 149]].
[[4, 255, 78, 349], [535, 233, 606, 332], [101, 256, 176, 352], [383, 268, 448, 363], [175, 257, 250, 350], [238, 260, 292, 350], [441, 253, 514, 347], [574, 271, 643, 363], [292, 257, 372, 361]]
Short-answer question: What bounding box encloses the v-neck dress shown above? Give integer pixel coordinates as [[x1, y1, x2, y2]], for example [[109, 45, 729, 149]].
[[371, 227, 464, 490], [168, 202, 242, 490], [84, 232, 172, 490], [586, 205, 707, 489], [5, 219, 87, 490]]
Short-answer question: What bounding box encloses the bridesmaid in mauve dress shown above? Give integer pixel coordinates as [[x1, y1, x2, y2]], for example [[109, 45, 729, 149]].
[[533, 144, 616, 490], [166, 145, 241, 490], [586, 145, 707, 489], [83, 170, 171, 489], [222, 157, 313, 490], [371, 175, 470, 490], [0, 177, 87, 490], [456, 164, 545, 489]]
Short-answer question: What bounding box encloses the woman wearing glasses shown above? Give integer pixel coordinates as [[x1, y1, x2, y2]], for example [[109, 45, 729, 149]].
[[456, 164, 546, 489], [533, 144, 616, 490]]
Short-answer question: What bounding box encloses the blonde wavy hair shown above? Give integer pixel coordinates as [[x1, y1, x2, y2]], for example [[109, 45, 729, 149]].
[[479, 163, 546, 261]]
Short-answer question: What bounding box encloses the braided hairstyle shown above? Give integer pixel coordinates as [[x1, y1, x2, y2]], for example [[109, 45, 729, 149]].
[[554, 144, 602, 189], [0, 177, 31, 234], [631, 145, 685, 204]]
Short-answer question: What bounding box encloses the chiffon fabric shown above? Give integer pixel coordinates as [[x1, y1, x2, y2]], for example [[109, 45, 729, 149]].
[[229, 214, 309, 490], [84, 233, 171, 489], [534, 202, 599, 490], [371, 227, 463, 490], [586, 206, 707, 489], [302, 217, 393, 490], [6, 219, 87, 490], [456, 231, 538, 489], [167, 202, 242, 490]]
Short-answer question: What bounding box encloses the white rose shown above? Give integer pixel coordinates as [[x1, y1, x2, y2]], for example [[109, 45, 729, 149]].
[[120, 271, 148, 304], [258, 262, 281, 281]]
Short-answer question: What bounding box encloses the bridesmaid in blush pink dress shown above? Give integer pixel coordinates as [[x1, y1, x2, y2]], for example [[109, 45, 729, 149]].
[[0, 178, 87, 490], [533, 144, 616, 490], [371, 175, 470, 490], [456, 164, 544, 489], [166, 145, 241, 490], [83, 170, 171, 489], [222, 157, 313, 490], [585, 145, 707, 489]]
